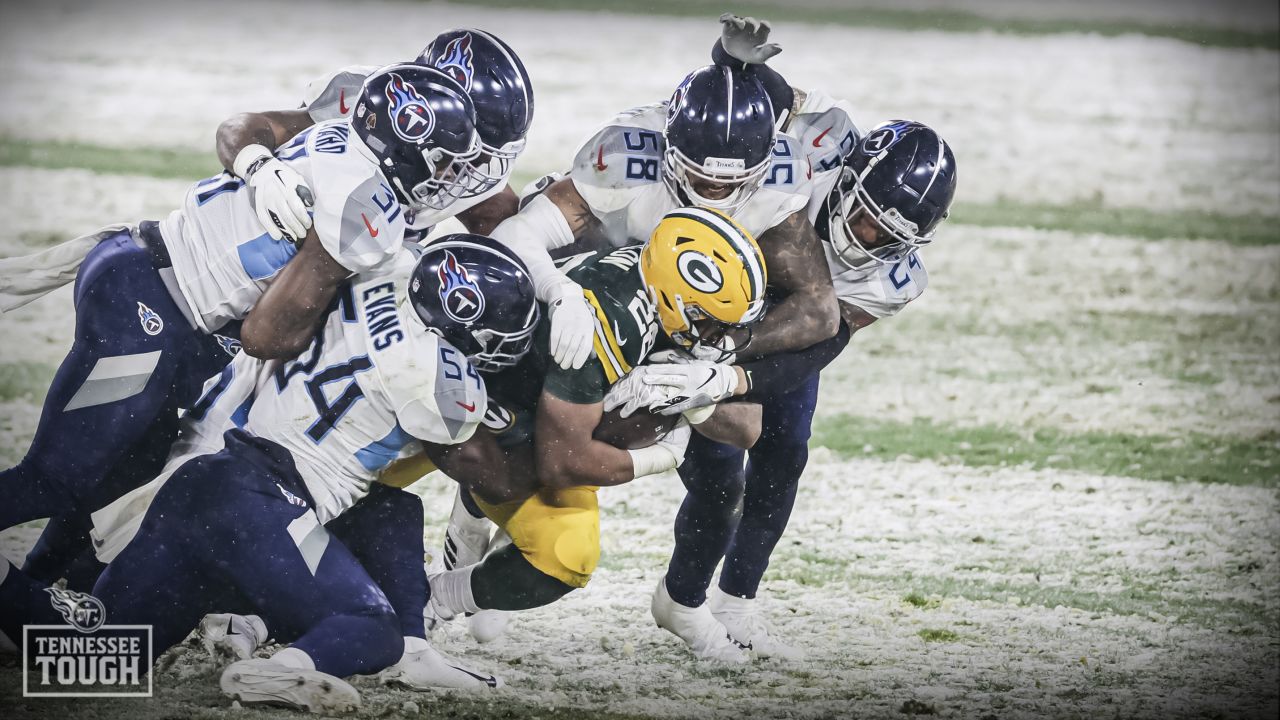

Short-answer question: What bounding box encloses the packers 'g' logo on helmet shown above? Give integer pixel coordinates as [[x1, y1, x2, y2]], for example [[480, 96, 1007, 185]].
[[640, 207, 767, 356]]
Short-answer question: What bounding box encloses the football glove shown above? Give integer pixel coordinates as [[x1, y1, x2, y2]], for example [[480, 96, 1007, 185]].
[[546, 279, 596, 370], [234, 144, 314, 244], [720, 13, 782, 65]]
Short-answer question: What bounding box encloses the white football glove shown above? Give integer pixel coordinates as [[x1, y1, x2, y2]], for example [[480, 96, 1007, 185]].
[[234, 144, 314, 244], [627, 419, 692, 478], [546, 279, 596, 370], [720, 13, 782, 65], [614, 362, 740, 416], [604, 366, 667, 418]]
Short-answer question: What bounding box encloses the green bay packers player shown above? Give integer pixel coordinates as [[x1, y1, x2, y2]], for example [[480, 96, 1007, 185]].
[[380, 208, 766, 636]]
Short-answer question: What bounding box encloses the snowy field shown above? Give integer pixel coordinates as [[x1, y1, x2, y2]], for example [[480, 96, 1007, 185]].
[[1, 1, 1278, 719]]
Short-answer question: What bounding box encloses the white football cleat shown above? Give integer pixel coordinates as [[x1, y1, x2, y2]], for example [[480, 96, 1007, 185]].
[[380, 643, 503, 691], [200, 613, 268, 661], [709, 586, 803, 660], [442, 489, 494, 571], [220, 658, 359, 713], [650, 576, 750, 664]]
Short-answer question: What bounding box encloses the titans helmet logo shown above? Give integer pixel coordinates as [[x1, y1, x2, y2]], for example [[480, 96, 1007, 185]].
[[385, 73, 436, 143], [437, 250, 485, 323], [862, 121, 913, 155], [434, 33, 475, 92], [45, 586, 106, 633]]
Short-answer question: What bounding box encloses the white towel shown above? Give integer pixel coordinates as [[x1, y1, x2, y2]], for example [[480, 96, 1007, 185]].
[[0, 224, 130, 312]]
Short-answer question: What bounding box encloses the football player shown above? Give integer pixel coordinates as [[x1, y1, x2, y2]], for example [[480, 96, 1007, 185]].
[[0, 64, 491, 602], [411, 209, 768, 643], [93, 236, 535, 711], [613, 16, 959, 662], [217, 28, 597, 374]]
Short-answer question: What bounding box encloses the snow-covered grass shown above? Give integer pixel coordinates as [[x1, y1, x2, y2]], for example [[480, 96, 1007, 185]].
[[0, 2, 1277, 718]]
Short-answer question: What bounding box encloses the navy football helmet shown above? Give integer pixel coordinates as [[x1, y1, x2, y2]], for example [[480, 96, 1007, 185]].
[[663, 65, 775, 214], [824, 120, 957, 267], [420, 29, 533, 196], [352, 64, 481, 212], [409, 234, 539, 373]]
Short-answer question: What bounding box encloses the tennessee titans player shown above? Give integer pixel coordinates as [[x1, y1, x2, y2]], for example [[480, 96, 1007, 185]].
[[0, 65, 481, 604], [87, 236, 538, 711], [216, 28, 598, 373], [614, 15, 959, 663]]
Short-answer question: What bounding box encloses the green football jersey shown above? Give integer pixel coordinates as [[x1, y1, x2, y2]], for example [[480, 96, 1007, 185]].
[[485, 244, 662, 416]]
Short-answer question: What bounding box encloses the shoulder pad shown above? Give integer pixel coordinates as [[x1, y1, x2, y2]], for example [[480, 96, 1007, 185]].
[[303, 65, 377, 122], [309, 155, 408, 274], [829, 250, 929, 319], [793, 104, 861, 175], [396, 337, 486, 445], [571, 122, 665, 190]]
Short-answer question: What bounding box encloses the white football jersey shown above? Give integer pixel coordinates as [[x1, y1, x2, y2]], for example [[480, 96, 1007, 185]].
[[568, 104, 814, 246], [160, 119, 406, 333], [301, 64, 511, 232], [245, 250, 486, 523]]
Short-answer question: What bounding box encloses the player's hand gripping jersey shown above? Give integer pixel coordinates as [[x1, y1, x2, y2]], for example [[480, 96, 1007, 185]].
[[568, 103, 817, 246], [160, 120, 406, 333], [218, 250, 480, 524]]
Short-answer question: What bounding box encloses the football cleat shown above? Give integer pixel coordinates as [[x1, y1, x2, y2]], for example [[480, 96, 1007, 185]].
[[650, 576, 750, 664], [220, 658, 360, 714], [442, 489, 494, 571], [200, 613, 268, 662], [379, 643, 503, 691], [709, 586, 803, 660], [423, 582, 456, 634]]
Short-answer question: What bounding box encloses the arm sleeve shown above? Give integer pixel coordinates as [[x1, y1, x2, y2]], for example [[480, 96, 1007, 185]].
[[738, 319, 851, 401]]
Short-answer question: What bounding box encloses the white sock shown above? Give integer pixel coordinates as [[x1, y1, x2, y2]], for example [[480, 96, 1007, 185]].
[[271, 647, 315, 671], [432, 565, 480, 615]]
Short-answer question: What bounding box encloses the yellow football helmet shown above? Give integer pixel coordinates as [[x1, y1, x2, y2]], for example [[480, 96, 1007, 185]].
[[640, 207, 767, 357]]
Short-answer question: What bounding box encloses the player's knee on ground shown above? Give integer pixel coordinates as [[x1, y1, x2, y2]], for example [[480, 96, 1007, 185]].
[[475, 487, 601, 588]]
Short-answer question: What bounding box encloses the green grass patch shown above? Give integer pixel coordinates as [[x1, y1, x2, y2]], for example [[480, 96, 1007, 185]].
[[952, 200, 1280, 246], [0, 136, 219, 181], [917, 628, 961, 642], [0, 361, 55, 403], [454, 0, 1280, 49], [812, 415, 1280, 486]]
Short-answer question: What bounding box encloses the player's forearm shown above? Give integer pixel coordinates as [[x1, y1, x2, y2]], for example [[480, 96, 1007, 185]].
[[456, 186, 520, 236], [428, 434, 538, 506], [240, 232, 350, 359], [739, 288, 838, 359], [490, 193, 578, 302], [692, 402, 762, 449], [536, 438, 637, 489], [217, 113, 285, 173], [216, 110, 314, 174]]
